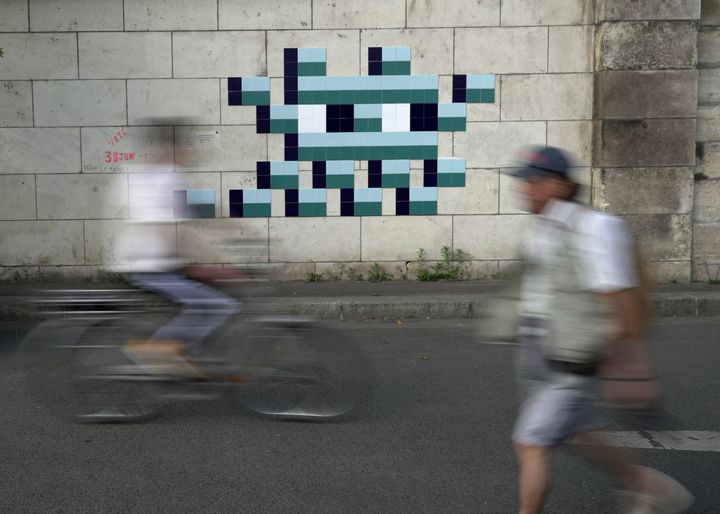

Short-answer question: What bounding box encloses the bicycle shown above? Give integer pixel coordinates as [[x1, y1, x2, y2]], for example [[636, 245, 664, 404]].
[[17, 281, 371, 423]]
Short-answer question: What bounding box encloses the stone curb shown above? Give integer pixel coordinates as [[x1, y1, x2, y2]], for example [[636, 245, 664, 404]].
[[1, 292, 719, 321]]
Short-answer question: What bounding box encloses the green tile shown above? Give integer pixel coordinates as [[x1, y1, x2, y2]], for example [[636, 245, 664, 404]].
[[187, 204, 215, 218], [367, 90, 382, 103], [382, 62, 397, 75], [409, 89, 425, 103], [383, 174, 410, 188], [299, 203, 326, 217], [243, 204, 271, 217], [271, 175, 299, 189], [396, 61, 411, 75], [241, 91, 270, 105], [410, 201, 437, 215], [437, 173, 465, 187], [326, 175, 354, 188], [480, 89, 495, 103], [368, 119, 382, 132], [438, 118, 466, 131], [354, 202, 382, 216], [354, 119, 368, 132], [338, 90, 355, 103]]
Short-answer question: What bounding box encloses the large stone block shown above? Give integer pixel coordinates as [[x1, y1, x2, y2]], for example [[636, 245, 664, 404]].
[[361, 29, 453, 75], [79, 32, 172, 79], [694, 179, 720, 223], [0, 266, 40, 283], [81, 126, 174, 173], [270, 217, 360, 262], [29, 0, 123, 31], [702, 0, 720, 25], [645, 261, 691, 284], [453, 214, 528, 260], [594, 119, 696, 167], [499, 172, 527, 214], [698, 29, 720, 66], [547, 121, 592, 166], [621, 214, 692, 261], [454, 121, 546, 168], [177, 218, 269, 264], [501, 74, 593, 121], [127, 79, 220, 125], [124, 0, 217, 30], [592, 167, 694, 215], [84, 219, 176, 266], [0, 81, 32, 127], [596, 0, 701, 21], [0, 220, 84, 266], [407, 0, 500, 27], [455, 27, 547, 74], [437, 169, 499, 215], [219, 0, 311, 29], [0, 128, 80, 173], [173, 31, 266, 78], [33, 80, 127, 127], [698, 68, 720, 104], [596, 21, 698, 70], [0, 0, 28, 31], [267, 30, 360, 77], [313, 0, 405, 29], [694, 223, 720, 263], [0, 175, 35, 220], [597, 70, 698, 119], [549, 26, 593, 73], [175, 125, 266, 172], [361, 216, 452, 261], [0, 33, 77, 79], [37, 173, 128, 219], [697, 103, 720, 142], [701, 141, 720, 179], [501, 0, 593, 26]]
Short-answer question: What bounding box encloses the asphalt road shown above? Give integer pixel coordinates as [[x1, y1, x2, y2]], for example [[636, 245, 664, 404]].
[[1, 317, 719, 513]]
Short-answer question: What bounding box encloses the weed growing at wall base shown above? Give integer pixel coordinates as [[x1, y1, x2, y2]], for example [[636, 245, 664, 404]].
[[415, 246, 469, 281]]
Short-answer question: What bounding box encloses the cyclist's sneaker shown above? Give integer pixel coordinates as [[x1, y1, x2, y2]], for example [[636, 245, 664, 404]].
[[619, 467, 694, 514], [123, 339, 202, 377]]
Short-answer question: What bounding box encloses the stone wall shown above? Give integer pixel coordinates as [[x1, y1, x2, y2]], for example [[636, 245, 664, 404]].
[[592, 0, 702, 283], [0, 0, 703, 282], [695, 0, 720, 281]]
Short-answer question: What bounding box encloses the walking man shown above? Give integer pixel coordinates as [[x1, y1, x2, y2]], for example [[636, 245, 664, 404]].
[[510, 146, 693, 514]]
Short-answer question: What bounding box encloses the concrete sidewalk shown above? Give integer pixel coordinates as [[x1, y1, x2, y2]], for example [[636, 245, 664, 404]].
[[1, 280, 719, 320]]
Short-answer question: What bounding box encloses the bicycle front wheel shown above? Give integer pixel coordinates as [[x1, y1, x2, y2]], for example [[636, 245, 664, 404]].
[[229, 320, 371, 420]]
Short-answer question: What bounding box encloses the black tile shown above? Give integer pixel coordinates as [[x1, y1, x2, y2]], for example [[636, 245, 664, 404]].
[[396, 187, 409, 202], [284, 91, 298, 105], [285, 147, 298, 161], [284, 61, 298, 77], [425, 117, 438, 131], [285, 189, 299, 203], [285, 133, 298, 148], [285, 203, 299, 217], [425, 103, 438, 117], [256, 105, 270, 120], [411, 103, 425, 119], [228, 91, 243, 106], [229, 189, 243, 203], [313, 173, 326, 189], [227, 77, 242, 91], [257, 161, 271, 173], [452, 89, 466, 103], [340, 202, 354, 216], [313, 161, 326, 173], [284, 48, 298, 63], [326, 119, 342, 133], [339, 118, 354, 132], [257, 175, 271, 189], [369, 61, 382, 76], [395, 201, 409, 216], [368, 172, 382, 188], [284, 76, 298, 92], [229, 204, 243, 217], [368, 47, 382, 62], [340, 104, 354, 118], [453, 74, 467, 89], [424, 171, 437, 187], [368, 160, 382, 173], [256, 119, 270, 134], [424, 159, 438, 172], [340, 188, 354, 203], [326, 104, 342, 119], [410, 118, 425, 131]]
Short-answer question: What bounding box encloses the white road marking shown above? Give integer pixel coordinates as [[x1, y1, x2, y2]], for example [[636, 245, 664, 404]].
[[571, 431, 720, 453]]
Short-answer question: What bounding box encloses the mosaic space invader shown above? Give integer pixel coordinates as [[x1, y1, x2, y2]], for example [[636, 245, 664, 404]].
[[226, 47, 495, 217]]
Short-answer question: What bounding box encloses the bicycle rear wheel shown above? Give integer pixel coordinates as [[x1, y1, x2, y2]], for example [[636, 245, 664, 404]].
[[18, 318, 160, 423], [226, 319, 371, 420]]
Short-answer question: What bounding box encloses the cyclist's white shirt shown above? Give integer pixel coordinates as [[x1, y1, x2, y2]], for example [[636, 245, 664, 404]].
[[112, 166, 187, 273], [520, 199, 638, 318]]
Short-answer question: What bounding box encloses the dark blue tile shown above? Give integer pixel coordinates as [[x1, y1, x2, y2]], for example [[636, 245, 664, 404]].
[[228, 91, 243, 106], [395, 202, 409, 216], [424, 172, 437, 187], [313, 173, 326, 189], [256, 105, 270, 120], [313, 161, 326, 173], [284, 48, 298, 63], [369, 160, 382, 173], [256, 119, 270, 133], [228, 77, 242, 92], [285, 133, 298, 148], [285, 189, 299, 203], [452, 89, 466, 103], [424, 159, 438, 172], [229, 203, 244, 218], [368, 47, 382, 62], [285, 147, 298, 161], [340, 188, 354, 203], [340, 202, 354, 216], [396, 187, 409, 202], [284, 62, 298, 77], [229, 189, 243, 203], [284, 76, 298, 92], [453, 74, 467, 88], [369, 61, 382, 76], [284, 91, 298, 105]]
